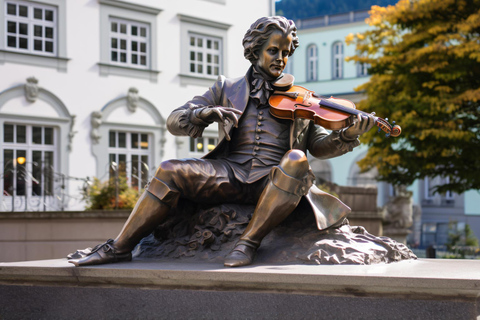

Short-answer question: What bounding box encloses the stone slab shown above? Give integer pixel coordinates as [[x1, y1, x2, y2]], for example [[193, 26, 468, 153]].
[[1, 259, 479, 319]]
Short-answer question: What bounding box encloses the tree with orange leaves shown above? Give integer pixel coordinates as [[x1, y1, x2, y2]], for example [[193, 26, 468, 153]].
[[346, 0, 480, 194]]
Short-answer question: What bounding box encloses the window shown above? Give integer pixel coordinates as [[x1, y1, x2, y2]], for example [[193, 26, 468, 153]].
[[109, 18, 149, 68], [178, 14, 230, 87], [188, 33, 222, 77], [98, 0, 161, 81], [424, 176, 454, 202], [306, 44, 318, 82], [2, 123, 56, 198], [5, 0, 57, 55], [332, 42, 344, 79], [357, 62, 369, 77], [189, 136, 218, 156], [108, 130, 151, 189], [0, 0, 67, 70]]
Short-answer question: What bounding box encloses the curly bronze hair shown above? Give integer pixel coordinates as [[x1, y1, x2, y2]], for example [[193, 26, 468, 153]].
[[243, 16, 299, 63]]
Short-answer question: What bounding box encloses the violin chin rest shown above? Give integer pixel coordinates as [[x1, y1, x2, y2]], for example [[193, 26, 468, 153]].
[[272, 73, 295, 91]]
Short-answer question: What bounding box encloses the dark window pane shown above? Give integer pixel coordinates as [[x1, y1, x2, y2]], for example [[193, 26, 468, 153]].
[[140, 27, 146, 37], [111, 38, 117, 48], [197, 138, 204, 152], [44, 151, 54, 195], [16, 150, 26, 196], [207, 66, 212, 75], [118, 154, 126, 176], [19, 23, 28, 35], [34, 25, 42, 37], [34, 8, 42, 19], [32, 126, 42, 144], [118, 132, 126, 148], [45, 27, 53, 39], [109, 131, 116, 147], [190, 51, 195, 61], [111, 51, 118, 61], [132, 154, 139, 188], [131, 133, 138, 148], [207, 39, 211, 49], [44, 127, 53, 145], [120, 24, 127, 34], [120, 53, 126, 63], [4, 124, 14, 142], [132, 41, 138, 51], [198, 52, 203, 62], [19, 5, 28, 17], [32, 151, 42, 196], [197, 38, 203, 47], [45, 10, 53, 21], [45, 41, 53, 52], [190, 137, 195, 152], [7, 36, 16, 47], [111, 22, 117, 32], [207, 54, 211, 63], [34, 39, 42, 51], [132, 54, 138, 64], [120, 39, 126, 50], [131, 26, 137, 36], [17, 125, 26, 143], [190, 37, 195, 46], [19, 37, 28, 49], [7, 3, 16, 15], [140, 56, 146, 66], [140, 42, 146, 53], [3, 150, 14, 195], [141, 134, 148, 149], [198, 64, 203, 73], [214, 67, 219, 75], [190, 63, 195, 73], [7, 21, 16, 33]]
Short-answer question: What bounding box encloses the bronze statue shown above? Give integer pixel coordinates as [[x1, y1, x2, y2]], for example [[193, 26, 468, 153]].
[[68, 16, 374, 267]]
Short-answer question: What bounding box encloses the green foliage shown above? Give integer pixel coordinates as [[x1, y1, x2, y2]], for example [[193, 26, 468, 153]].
[[83, 177, 140, 210], [445, 223, 479, 258], [346, 0, 480, 193], [275, 0, 398, 20]]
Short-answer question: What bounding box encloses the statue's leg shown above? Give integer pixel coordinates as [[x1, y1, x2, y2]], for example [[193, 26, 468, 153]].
[[224, 150, 312, 267], [69, 158, 239, 266]]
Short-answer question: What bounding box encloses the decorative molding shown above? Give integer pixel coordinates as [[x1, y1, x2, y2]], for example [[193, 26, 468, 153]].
[[90, 111, 103, 145], [24, 77, 39, 103], [126, 87, 139, 113], [98, 0, 162, 15], [177, 14, 231, 30], [98, 63, 160, 82], [68, 115, 78, 151]]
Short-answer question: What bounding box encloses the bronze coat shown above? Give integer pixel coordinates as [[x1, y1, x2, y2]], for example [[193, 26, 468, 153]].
[[168, 72, 358, 230]]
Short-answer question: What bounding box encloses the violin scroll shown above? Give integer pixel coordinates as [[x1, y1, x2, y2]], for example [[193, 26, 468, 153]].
[[375, 117, 402, 137]]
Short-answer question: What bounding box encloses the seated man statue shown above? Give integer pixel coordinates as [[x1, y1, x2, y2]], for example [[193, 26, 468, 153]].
[[69, 16, 374, 267]]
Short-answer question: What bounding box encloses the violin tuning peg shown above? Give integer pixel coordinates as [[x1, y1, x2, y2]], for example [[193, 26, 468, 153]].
[[392, 120, 396, 124], [386, 133, 391, 138]]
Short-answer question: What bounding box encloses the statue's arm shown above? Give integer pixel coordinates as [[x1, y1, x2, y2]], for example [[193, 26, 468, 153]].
[[307, 123, 360, 160], [167, 76, 226, 138]]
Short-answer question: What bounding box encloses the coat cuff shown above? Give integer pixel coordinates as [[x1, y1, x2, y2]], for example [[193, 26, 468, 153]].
[[332, 130, 360, 152]]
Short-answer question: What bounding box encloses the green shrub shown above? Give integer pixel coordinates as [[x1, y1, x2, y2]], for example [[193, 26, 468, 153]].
[[83, 177, 140, 210]]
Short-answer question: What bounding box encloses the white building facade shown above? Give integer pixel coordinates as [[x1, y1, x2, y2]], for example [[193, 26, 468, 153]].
[[0, 0, 273, 211]]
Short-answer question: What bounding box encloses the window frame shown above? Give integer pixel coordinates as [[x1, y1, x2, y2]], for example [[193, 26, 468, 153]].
[[0, 0, 68, 71], [178, 14, 230, 87], [306, 44, 318, 82], [98, 0, 161, 82], [108, 130, 152, 189], [332, 41, 344, 80]]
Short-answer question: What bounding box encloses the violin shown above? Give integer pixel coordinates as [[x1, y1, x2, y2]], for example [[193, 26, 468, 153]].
[[268, 83, 401, 137]]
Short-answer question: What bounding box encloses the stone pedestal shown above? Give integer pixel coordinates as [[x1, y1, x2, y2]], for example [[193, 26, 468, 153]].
[[1, 259, 479, 319]]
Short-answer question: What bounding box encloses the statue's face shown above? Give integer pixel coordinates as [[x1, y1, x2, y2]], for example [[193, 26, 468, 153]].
[[255, 30, 292, 78]]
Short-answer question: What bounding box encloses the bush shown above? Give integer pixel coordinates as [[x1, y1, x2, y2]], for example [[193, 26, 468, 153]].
[[83, 177, 140, 210]]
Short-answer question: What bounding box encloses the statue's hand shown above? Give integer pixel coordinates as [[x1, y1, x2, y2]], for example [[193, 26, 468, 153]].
[[342, 113, 375, 140], [198, 106, 243, 141]]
